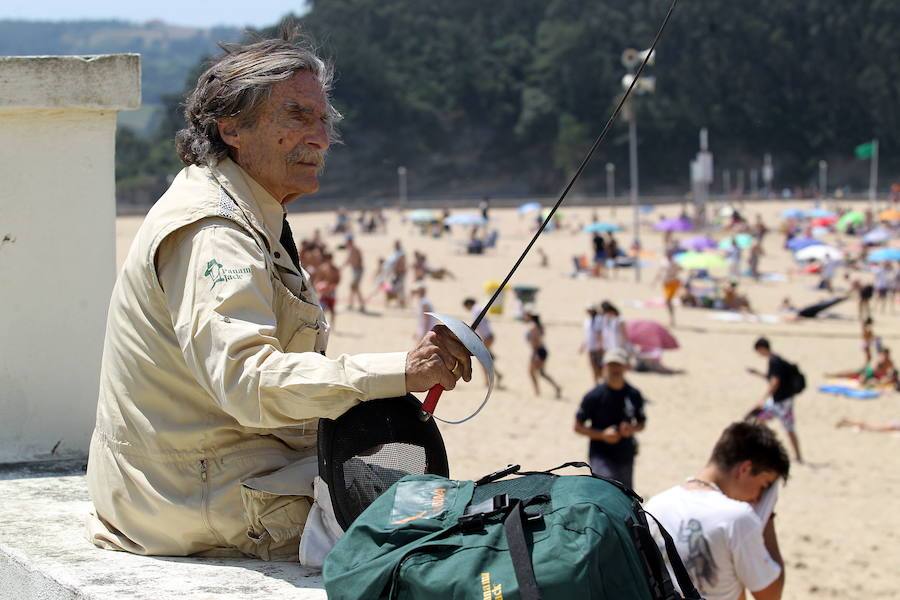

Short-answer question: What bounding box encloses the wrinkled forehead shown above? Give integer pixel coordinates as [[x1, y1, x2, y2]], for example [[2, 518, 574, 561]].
[[270, 70, 328, 113]]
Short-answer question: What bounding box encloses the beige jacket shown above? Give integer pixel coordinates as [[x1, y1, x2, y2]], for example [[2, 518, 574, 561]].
[[86, 158, 407, 559]]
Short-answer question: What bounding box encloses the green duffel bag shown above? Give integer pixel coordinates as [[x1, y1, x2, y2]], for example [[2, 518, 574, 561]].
[[324, 462, 702, 600]]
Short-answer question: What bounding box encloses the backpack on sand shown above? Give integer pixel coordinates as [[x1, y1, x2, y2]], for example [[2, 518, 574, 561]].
[[324, 462, 703, 600]]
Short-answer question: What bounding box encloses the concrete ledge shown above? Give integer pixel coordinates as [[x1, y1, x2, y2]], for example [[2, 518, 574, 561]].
[[0, 55, 141, 110], [0, 473, 326, 599]]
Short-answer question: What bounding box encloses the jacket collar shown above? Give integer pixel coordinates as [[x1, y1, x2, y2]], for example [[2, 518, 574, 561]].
[[209, 157, 285, 244]]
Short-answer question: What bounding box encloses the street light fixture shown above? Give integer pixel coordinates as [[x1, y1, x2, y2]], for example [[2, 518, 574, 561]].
[[621, 47, 656, 283]]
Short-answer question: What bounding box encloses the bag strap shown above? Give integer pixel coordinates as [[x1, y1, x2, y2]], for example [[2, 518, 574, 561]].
[[503, 501, 542, 600], [539, 460, 592, 473], [643, 510, 704, 600], [515, 461, 643, 501], [628, 515, 677, 600]]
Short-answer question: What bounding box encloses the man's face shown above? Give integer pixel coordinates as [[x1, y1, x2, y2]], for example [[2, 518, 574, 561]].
[[732, 462, 779, 503], [223, 70, 331, 203], [605, 361, 626, 380]]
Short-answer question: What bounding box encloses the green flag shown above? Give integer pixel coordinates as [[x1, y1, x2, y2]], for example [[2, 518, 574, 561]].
[[855, 141, 875, 160]]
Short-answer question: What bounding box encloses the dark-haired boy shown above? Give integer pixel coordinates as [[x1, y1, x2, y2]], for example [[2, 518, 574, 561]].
[[747, 337, 803, 463], [646, 422, 790, 600]]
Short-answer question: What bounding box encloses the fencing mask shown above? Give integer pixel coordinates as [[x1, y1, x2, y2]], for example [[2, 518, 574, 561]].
[[317, 394, 449, 530]]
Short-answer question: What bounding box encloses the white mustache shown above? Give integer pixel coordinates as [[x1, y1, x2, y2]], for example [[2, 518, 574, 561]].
[[286, 146, 326, 172]]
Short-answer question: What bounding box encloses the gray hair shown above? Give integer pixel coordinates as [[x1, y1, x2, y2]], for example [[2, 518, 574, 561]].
[[175, 25, 341, 166]]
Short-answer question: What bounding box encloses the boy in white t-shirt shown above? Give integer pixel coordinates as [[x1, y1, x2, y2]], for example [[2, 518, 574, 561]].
[[646, 422, 790, 600]]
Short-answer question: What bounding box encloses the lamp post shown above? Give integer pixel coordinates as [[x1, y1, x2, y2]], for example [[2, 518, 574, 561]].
[[606, 162, 616, 216], [628, 107, 640, 280], [868, 140, 879, 210], [818, 160, 827, 208], [621, 47, 656, 283], [690, 128, 713, 227], [397, 165, 407, 207], [762, 153, 773, 198]]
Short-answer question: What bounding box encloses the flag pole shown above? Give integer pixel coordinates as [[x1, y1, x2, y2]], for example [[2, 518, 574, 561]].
[[869, 139, 879, 211]]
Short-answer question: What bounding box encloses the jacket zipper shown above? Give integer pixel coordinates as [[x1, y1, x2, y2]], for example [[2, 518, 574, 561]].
[[199, 459, 218, 540]]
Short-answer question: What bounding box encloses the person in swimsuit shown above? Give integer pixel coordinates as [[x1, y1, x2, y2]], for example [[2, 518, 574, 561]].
[[655, 252, 682, 326], [826, 347, 897, 387], [836, 418, 900, 433], [341, 235, 366, 313], [525, 311, 561, 398]]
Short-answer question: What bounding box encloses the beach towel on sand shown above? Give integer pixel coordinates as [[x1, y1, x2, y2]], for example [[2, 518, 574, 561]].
[[324, 463, 702, 600], [818, 385, 880, 400]]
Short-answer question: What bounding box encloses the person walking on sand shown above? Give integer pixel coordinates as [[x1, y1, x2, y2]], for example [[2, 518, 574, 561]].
[[313, 251, 341, 328], [389, 239, 408, 309], [463, 297, 504, 389], [599, 301, 629, 354], [579, 304, 604, 384], [574, 348, 647, 489], [874, 262, 892, 314], [746, 338, 804, 463], [655, 252, 682, 326], [341, 234, 366, 313], [525, 311, 562, 398], [411, 284, 438, 341]]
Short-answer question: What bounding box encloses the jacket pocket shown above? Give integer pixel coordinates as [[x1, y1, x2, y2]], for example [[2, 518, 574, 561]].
[[239, 455, 317, 560], [272, 276, 323, 353], [240, 485, 312, 560]]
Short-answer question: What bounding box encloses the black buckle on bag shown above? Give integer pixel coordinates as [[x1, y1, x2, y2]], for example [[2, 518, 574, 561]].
[[459, 494, 511, 532]]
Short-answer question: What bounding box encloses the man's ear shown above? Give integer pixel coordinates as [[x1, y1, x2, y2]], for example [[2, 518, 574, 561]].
[[736, 459, 754, 479], [217, 118, 240, 150]]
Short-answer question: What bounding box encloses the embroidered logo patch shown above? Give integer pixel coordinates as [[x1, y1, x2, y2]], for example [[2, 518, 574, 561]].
[[204, 258, 251, 289]]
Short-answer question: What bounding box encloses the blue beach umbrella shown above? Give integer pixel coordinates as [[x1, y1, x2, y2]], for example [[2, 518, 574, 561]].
[[583, 222, 622, 233], [781, 208, 805, 219], [867, 248, 900, 262]]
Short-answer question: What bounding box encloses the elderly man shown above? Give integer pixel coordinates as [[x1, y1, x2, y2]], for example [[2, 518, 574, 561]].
[[86, 30, 471, 560]]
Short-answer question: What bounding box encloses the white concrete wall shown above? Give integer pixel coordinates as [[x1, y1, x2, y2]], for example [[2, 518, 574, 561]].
[[0, 55, 140, 463]]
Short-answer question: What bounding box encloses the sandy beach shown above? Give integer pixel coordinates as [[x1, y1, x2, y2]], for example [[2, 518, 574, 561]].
[[117, 199, 900, 598]]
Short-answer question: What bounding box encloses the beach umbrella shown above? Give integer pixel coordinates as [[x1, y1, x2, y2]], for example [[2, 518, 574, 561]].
[[679, 236, 717, 251], [625, 320, 679, 352], [517, 201, 542, 214], [867, 248, 900, 262], [786, 236, 824, 252], [811, 226, 831, 238], [795, 245, 844, 262], [863, 227, 892, 245], [805, 208, 836, 219], [654, 217, 693, 232], [811, 216, 837, 227], [675, 251, 727, 270], [408, 209, 438, 223], [879, 208, 900, 222], [583, 222, 623, 233], [444, 213, 487, 226], [718, 233, 754, 250], [781, 208, 805, 219], [837, 210, 865, 231]]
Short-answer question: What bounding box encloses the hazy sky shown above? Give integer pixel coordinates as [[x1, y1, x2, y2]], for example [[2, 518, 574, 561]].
[[3, 0, 306, 29]]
